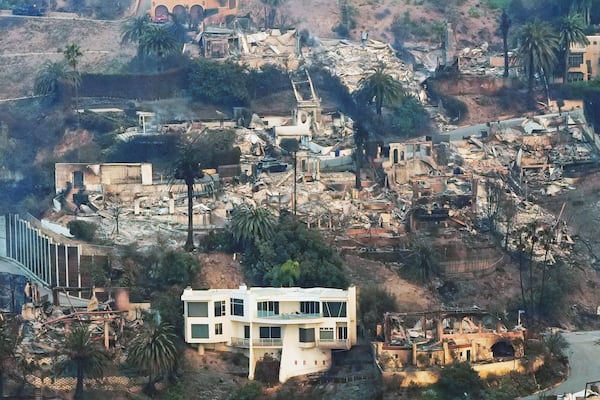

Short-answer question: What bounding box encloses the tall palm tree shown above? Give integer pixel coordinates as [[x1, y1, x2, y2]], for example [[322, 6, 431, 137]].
[[62, 43, 83, 125], [560, 13, 589, 83], [126, 319, 178, 395], [357, 62, 405, 115], [516, 20, 559, 95], [59, 325, 110, 400], [139, 25, 180, 70], [229, 204, 276, 248], [174, 144, 204, 252], [260, 0, 286, 28], [500, 10, 512, 78], [34, 61, 80, 101], [120, 14, 152, 57]]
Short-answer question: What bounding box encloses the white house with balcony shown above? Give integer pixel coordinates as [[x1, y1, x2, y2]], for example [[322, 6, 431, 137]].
[[181, 285, 357, 383]]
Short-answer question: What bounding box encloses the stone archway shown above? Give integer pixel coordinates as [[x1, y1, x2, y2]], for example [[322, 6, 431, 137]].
[[172, 4, 186, 17], [189, 4, 204, 29], [491, 341, 515, 358], [154, 5, 168, 22]]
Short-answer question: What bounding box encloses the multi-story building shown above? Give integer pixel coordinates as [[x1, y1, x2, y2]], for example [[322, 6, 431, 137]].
[[150, 0, 238, 24], [181, 285, 357, 382], [567, 35, 600, 82]]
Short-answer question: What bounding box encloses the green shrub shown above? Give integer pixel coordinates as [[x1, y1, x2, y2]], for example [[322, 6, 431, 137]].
[[67, 220, 97, 242], [227, 382, 262, 400]]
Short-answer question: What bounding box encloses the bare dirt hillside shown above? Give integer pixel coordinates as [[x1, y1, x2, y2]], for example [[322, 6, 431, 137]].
[[0, 16, 135, 98], [240, 0, 502, 47]]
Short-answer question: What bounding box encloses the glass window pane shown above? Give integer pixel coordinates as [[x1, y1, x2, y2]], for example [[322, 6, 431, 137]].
[[188, 302, 208, 317], [191, 324, 209, 338]]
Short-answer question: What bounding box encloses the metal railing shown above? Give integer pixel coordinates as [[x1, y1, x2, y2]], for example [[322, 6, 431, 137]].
[[230, 337, 283, 347]]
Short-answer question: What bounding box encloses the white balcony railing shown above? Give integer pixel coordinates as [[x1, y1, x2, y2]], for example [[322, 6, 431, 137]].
[[230, 337, 283, 347], [318, 339, 350, 348]]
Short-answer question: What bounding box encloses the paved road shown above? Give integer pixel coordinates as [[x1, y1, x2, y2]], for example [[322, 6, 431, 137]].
[[521, 330, 600, 399]]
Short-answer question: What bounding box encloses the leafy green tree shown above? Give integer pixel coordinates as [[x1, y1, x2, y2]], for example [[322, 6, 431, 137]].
[[174, 143, 205, 251], [433, 362, 486, 400], [120, 14, 152, 57], [356, 62, 405, 115], [230, 204, 276, 249], [516, 20, 559, 94], [559, 13, 589, 83], [359, 286, 397, 339], [500, 10, 512, 78], [389, 96, 430, 137], [244, 214, 348, 288], [543, 331, 569, 361], [127, 318, 179, 395], [59, 325, 110, 400], [34, 61, 80, 102], [267, 259, 300, 287], [187, 59, 250, 106]]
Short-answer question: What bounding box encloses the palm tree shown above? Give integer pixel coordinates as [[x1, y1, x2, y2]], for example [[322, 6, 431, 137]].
[[268, 259, 300, 287], [126, 319, 178, 395], [559, 13, 589, 84], [61, 43, 83, 125], [229, 204, 276, 248], [139, 25, 180, 70], [404, 234, 440, 283], [34, 61, 80, 101], [120, 14, 152, 57], [174, 144, 204, 252], [260, 0, 286, 28], [59, 325, 110, 400], [500, 10, 512, 78], [357, 62, 405, 115], [516, 20, 559, 95]]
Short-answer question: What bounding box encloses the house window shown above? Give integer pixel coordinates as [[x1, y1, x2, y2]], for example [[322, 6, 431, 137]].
[[244, 325, 250, 339], [191, 324, 209, 339], [214, 301, 226, 317], [568, 72, 585, 82], [229, 0, 236, 9], [231, 298, 244, 316], [257, 301, 279, 317], [319, 328, 334, 341], [338, 326, 348, 340], [568, 53, 584, 67], [215, 323, 223, 335], [322, 302, 347, 317], [299, 328, 315, 343], [300, 301, 320, 315], [259, 326, 281, 339], [188, 302, 208, 317]]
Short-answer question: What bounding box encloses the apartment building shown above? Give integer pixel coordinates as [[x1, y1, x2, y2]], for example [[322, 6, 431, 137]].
[[567, 35, 600, 82], [181, 285, 357, 382]]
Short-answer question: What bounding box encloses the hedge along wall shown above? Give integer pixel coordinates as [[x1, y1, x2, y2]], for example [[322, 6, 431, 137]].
[[79, 68, 187, 100]]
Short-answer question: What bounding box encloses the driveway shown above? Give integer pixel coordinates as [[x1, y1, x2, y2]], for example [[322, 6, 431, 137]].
[[520, 330, 600, 399]]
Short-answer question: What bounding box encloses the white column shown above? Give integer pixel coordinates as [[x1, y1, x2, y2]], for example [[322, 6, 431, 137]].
[[77, 245, 81, 297], [64, 244, 69, 288]]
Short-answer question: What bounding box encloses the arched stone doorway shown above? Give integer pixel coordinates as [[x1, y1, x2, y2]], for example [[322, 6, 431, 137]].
[[189, 5, 204, 30], [491, 341, 515, 358], [154, 5, 168, 22]]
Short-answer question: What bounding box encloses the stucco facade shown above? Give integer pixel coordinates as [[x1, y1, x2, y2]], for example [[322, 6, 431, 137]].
[[55, 163, 153, 194], [181, 285, 357, 382], [149, 0, 238, 23], [567, 35, 600, 82]]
